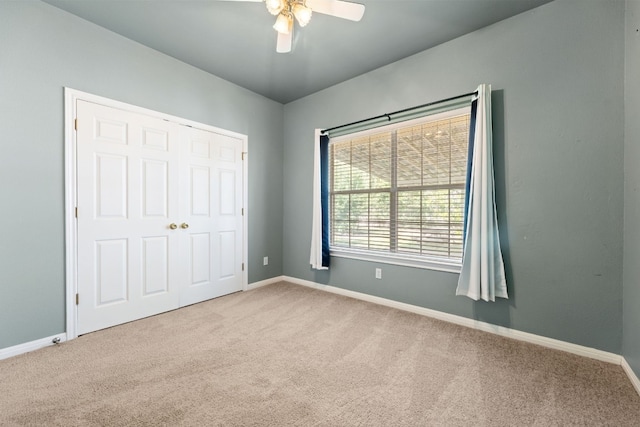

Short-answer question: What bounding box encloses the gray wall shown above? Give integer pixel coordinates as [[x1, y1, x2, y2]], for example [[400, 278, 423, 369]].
[[623, 0, 640, 378], [283, 0, 625, 353], [0, 1, 283, 350]]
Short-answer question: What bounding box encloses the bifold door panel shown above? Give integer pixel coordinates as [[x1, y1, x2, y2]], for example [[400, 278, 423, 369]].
[[179, 127, 244, 306]]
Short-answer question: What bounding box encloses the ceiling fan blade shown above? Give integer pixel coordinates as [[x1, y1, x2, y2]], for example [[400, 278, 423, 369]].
[[276, 30, 292, 53], [306, 0, 365, 22]]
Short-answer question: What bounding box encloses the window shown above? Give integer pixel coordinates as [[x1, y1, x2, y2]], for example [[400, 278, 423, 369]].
[[329, 107, 471, 272]]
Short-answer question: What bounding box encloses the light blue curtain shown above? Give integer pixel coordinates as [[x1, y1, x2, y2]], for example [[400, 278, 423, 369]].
[[456, 84, 508, 301], [310, 129, 330, 269]]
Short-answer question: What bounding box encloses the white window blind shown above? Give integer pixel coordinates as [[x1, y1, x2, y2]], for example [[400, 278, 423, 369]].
[[329, 107, 470, 267]]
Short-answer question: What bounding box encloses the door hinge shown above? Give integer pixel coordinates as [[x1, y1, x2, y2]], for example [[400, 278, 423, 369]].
[[74, 118, 78, 131], [241, 208, 244, 216], [75, 207, 78, 218], [242, 263, 245, 271], [242, 152, 247, 160], [75, 293, 79, 305]]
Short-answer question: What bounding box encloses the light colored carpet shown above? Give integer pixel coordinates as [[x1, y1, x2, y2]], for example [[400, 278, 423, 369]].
[[1, 281, 639, 426]]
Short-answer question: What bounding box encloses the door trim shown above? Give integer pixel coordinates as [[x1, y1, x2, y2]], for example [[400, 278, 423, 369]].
[[64, 88, 248, 340]]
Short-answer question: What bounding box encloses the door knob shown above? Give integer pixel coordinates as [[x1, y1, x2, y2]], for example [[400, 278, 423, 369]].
[[180, 223, 189, 229], [169, 223, 178, 230]]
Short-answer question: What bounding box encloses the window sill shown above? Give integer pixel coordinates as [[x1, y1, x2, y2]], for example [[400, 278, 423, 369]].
[[330, 248, 462, 274]]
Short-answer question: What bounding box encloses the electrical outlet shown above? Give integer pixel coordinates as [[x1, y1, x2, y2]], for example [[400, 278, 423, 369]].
[[263, 256, 269, 266], [375, 268, 382, 279]]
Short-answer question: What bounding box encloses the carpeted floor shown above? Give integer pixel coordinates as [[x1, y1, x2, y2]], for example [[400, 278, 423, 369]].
[[1, 281, 639, 426]]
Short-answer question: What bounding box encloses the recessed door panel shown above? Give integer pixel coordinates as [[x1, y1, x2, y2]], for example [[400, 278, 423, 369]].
[[142, 236, 169, 296], [219, 231, 235, 279], [220, 146, 235, 162], [142, 127, 168, 151], [189, 233, 211, 286], [191, 138, 210, 159], [219, 169, 236, 216], [142, 160, 168, 218], [95, 239, 128, 306], [215, 133, 241, 157], [190, 166, 210, 216], [96, 154, 127, 219], [95, 117, 127, 144]]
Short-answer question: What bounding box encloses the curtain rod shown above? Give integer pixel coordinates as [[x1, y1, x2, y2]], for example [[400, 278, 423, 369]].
[[320, 90, 478, 135]]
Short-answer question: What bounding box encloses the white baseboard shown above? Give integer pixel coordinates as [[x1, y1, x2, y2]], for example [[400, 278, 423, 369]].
[[247, 275, 285, 291], [0, 333, 67, 361], [282, 276, 622, 365], [622, 358, 640, 396]]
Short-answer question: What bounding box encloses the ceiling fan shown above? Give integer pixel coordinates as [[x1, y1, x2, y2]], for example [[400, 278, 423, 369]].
[[227, 0, 365, 53]]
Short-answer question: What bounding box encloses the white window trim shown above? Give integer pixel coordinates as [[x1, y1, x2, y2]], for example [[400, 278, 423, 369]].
[[329, 106, 470, 274], [331, 248, 462, 274]]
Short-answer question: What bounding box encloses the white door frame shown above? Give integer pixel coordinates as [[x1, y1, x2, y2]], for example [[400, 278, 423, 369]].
[[64, 88, 248, 340]]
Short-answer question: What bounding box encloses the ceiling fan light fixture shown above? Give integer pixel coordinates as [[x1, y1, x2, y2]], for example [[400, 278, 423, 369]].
[[292, 3, 312, 27], [265, 0, 285, 15], [264, 0, 366, 54], [273, 12, 293, 34]]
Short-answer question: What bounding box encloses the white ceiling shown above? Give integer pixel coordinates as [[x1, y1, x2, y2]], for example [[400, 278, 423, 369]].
[[43, 0, 553, 104]]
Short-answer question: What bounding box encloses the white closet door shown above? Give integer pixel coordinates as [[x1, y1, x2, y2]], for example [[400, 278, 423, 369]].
[[76, 100, 181, 335], [75, 98, 245, 335], [179, 127, 244, 306]]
